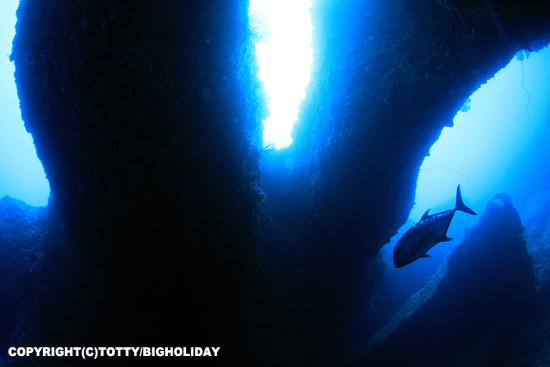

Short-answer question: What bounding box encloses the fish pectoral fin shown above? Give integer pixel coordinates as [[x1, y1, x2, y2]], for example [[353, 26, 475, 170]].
[[442, 235, 453, 242], [421, 253, 431, 258]]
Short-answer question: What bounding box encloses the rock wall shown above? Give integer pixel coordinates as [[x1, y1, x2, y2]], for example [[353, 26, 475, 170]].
[[10, 0, 266, 364]]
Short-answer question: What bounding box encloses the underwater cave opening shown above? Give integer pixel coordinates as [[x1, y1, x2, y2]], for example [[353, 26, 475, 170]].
[[382, 45, 550, 296], [352, 46, 550, 344], [248, 0, 313, 150], [0, 0, 50, 207]]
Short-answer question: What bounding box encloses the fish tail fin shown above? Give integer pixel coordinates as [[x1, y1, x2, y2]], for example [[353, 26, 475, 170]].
[[455, 185, 477, 215]]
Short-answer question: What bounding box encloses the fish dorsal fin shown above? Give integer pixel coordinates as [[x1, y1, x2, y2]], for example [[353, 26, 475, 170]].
[[421, 209, 431, 221], [421, 253, 431, 258], [442, 235, 453, 242]]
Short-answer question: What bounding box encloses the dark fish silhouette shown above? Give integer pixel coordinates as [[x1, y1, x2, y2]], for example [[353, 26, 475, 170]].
[[393, 185, 477, 268]]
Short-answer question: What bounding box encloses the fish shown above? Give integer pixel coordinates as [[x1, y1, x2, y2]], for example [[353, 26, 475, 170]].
[[393, 185, 477, 268]]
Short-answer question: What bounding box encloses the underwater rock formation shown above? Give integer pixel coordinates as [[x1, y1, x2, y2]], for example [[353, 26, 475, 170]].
[[350, 193, 535, 367], [505, 190, 550, 366], [9, 0, 266, 364], [523, 190, 550, 297], [0, 197, 47, 355], [4, 0, 550, 365]]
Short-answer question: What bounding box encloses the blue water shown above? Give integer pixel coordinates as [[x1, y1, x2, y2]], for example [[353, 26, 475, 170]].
[[0, 0, 50, 207]]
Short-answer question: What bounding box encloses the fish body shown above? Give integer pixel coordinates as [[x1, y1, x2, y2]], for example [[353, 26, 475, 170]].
[[393, 185, 477, 268]]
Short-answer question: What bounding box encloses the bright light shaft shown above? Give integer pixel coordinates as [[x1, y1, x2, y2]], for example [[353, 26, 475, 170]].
[[250, 0, 313, 149]]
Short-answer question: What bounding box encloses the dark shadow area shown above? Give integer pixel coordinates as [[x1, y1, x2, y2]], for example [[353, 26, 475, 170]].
[[0, 288, 15, 356]]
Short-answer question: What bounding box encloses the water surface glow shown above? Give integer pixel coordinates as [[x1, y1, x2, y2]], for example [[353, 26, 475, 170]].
[[250, 0, 313, 149]]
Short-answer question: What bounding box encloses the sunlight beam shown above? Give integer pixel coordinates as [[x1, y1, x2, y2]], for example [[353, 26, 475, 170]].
[[249, 0, 313, 149]]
